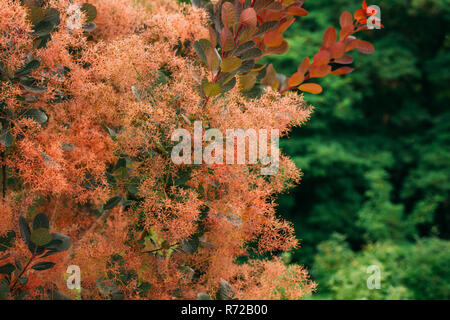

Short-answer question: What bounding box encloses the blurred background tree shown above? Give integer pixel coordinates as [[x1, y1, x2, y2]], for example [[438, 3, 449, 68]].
[[268, 0, 450, 299]]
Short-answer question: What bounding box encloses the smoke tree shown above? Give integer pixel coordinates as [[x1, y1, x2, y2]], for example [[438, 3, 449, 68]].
[[0, 0, 377, 299]]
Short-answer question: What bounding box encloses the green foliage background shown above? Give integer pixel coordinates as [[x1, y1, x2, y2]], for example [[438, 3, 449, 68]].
[[268, 0, 450, 299]]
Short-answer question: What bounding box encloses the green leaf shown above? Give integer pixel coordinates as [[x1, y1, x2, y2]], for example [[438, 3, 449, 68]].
[[33, 213, 49, 230], [19, 216, 33, 252], [127, 182, 139, 195], [236, 59, 255, 74], [0, 263, 15, 275], [197, 293, 212, 300], [232, 41, 255, 56], [0, 278, 10, 300], [220, 57, 242, 73], [30, 228, 52, 247], [254, 21, 279, 37], [28, 7, 46, 25], [96, 278, 124, 300], [194, 39, 212, 66], [49, 233, 71, 251], [180, 237, 200, 254], [239, 73, 257, 92], [31, 261, 55, 271], [81, 3, 97, 22], [221, 76, 236, 93], [203, 82, 222, 97], [33, 20, 54, 37], [216, 279, 235, 300], [0, 129, 14, 147], [101, 124, 117, 140], [41, 8, 60, 27], [22, 84, 47, 93], [41, 232, 71, 256], [104, 196, 122, 210], [239, 48, 262, 60], [82, 22, 96, 32], [0, 231, 15, 252], [25, 109, 48, 125], [15, 60, 40, 76]]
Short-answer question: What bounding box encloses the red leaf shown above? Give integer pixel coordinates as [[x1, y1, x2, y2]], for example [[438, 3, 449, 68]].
[[331, 66, 354, 75], [322, 27, 337, 49], [354, 9, 366, 22], [355, 39, 374, 54], [330, 41, 346, 59], [288, 72, 305, 87], [261, 9, 283, 21], [240, 8, 257, 28], [340, 25, 354, 40], [264, 31, 284, 47], [278, 17, 295, 34], [208, 26, 217, 48], [262, 40, 289, 56], [220, 27, 235, 51], [298, 83, 323, 94], [221, 2, 236, 29], [309, 65, 331, 78], [286, 5, 308, 17], [334, 55, 354, 64], [312, 50, 331, 67], [297, 57, 310, 74], [339, 11, 353, 28]]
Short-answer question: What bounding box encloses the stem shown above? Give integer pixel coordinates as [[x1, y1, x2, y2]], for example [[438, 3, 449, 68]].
[[279, 86, 294, 94], [10, 255, 35, 291], [1, 151, 5, 200], [189, 256, 212, 268], [201, 97, 210, 111], [141, 242, 179, 254]]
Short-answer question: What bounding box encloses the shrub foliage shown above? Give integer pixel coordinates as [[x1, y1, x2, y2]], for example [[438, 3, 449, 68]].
[[0, 0, 376, 299]]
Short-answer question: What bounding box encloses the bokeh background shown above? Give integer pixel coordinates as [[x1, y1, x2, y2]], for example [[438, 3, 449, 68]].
[[265, 0, 449, 299]]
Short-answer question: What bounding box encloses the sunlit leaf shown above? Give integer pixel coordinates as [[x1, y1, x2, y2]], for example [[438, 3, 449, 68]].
[[239, 73, 257, 92], [203, 82, 222, 97], [298, 83, 323, 94], [288, 72, 305, 87], [264, 31, 284, 47], [220, 57, 242, 73], [30, 228, 52, 247]]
